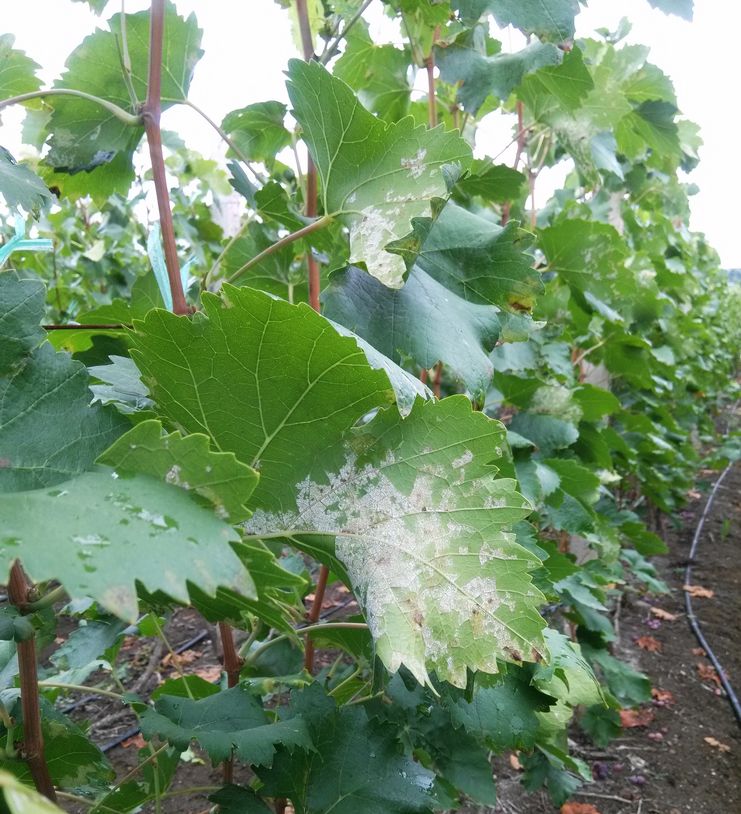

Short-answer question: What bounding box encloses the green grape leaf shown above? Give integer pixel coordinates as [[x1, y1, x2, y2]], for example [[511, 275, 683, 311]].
[[456, 159, 527, 203], [246, 397, 546, 688], [0, 271, 45, 374], [0, 34, 41, 101], [130, 286, 392, 512], [70, 0, 109, 13], [324, 264, 502, 399], [43, 2, 203, 200], [572, 384, 620, 421], [334, 21, 412, 121], [189, 540, 308, 632], [0, 469, 253, 622], [436, 30, 562, 113], [0, 769, 67, 813], [516, 47, 593, 111], [98, 419, 259, 523], [0, 272, 127, 491], [141, 685, 313, 767], [208, 786, 273, 814], [324, 203, 541, 399], [88, 355, 154, 415], [579, 705, 621, 747], [221, 102, 291, 165], [287, 58, 471, 288], [533, 629, 603, 707], [647, 0, 693, 20], [49, 617, 126, 670], [1, 701, 113, 794], [444, 671, 552, 751], [582, 646, 651, 706], [490, 0, 582, 41], [509, 413, 579, 455], [257, 685, 435, 814], [0, 147, 52, 213]]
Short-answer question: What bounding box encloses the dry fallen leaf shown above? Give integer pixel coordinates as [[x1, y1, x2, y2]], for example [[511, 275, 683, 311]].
[[121, 733, 147, 749], [704, 736, 731, 753], [651, 687, 675, 706], [620, 708, 655, 728], [650, 607, 678, 621], [194, 664, 223, 682], [683, 584, 714, 599], [697, 662, 722, 687], [509, 752, 523, 771], [691, 647, 707, 657], [687, 489, 702, 500], [161, 648, 201, 668], [636, 635, 663, 653], [561, 804, 601, 814]]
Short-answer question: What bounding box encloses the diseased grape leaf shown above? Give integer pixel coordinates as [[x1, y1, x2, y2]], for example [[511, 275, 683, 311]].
[[98, 419, 259, 523], [130, 286, 393, 512], [0, 469, 253, 623], [287, 58, 471, 288], [43, 1, 203, 200], [141, 685, 312, 767], [246, 397, 547, 688]]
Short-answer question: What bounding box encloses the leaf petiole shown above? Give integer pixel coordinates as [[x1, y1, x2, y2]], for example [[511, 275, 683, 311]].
[[0, 89, 140, 126]]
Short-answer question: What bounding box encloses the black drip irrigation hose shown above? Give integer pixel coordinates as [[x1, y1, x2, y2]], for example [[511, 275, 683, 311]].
[[684, 462, 741, 727]]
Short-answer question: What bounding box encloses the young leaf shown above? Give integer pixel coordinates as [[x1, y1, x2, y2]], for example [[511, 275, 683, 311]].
[[0, 470, 253, 622], [141, 684, 312, 767], [287, 58, 471, 288], [98, 419, 259, 523], [130, 286, 393, 512], [246, 397, 547, 688], [489, 0, 582, 42]]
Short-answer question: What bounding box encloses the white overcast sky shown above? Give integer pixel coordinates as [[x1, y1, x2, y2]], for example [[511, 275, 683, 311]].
[[3, 0, 740, 267]]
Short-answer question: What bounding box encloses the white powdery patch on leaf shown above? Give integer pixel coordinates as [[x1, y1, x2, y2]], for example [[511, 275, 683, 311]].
[[246, 449, 547, 689]]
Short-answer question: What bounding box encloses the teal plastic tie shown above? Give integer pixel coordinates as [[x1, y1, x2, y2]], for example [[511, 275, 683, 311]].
[[0, 215, 53, 266]]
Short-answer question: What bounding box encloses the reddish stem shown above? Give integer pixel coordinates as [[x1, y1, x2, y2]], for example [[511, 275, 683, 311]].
[[142, 0, 188, 316], [303, 563, 329, 672], [433, 361, 443, 399], [218, 621, 243, 783], [8, 564, 56, 802], [296, 0, 327, 673]]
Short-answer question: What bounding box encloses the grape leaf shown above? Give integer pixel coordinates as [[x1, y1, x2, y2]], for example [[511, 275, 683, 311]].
[[444, 671, 552, 751], [98, 419, 259, 523], [0, 34, 41, 101], [456, 160, 527, 203], [0, 769, 67, 813], [221, 102, 291, 166], [0, 271, 45, 374], [0, 147, 52, 213], [647, 0, 693, 20], [43, 2, 203, 200], [141, 685, 312, 766], [287, 58, 471, 288], [256, 685, 435, 814], [324, 203, 541, 398], [436, 30, 561, 113], [246, 397, 547, 688], [489, 0, 582, 41], [0, 470, 253, 622], [334, 21, 412, 121], [208, 786, 273, 814], [70, 0, 109, 13], [88, 355, 154, 415], [130, 286, 393, 512], [0, 273, 127, 491]]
